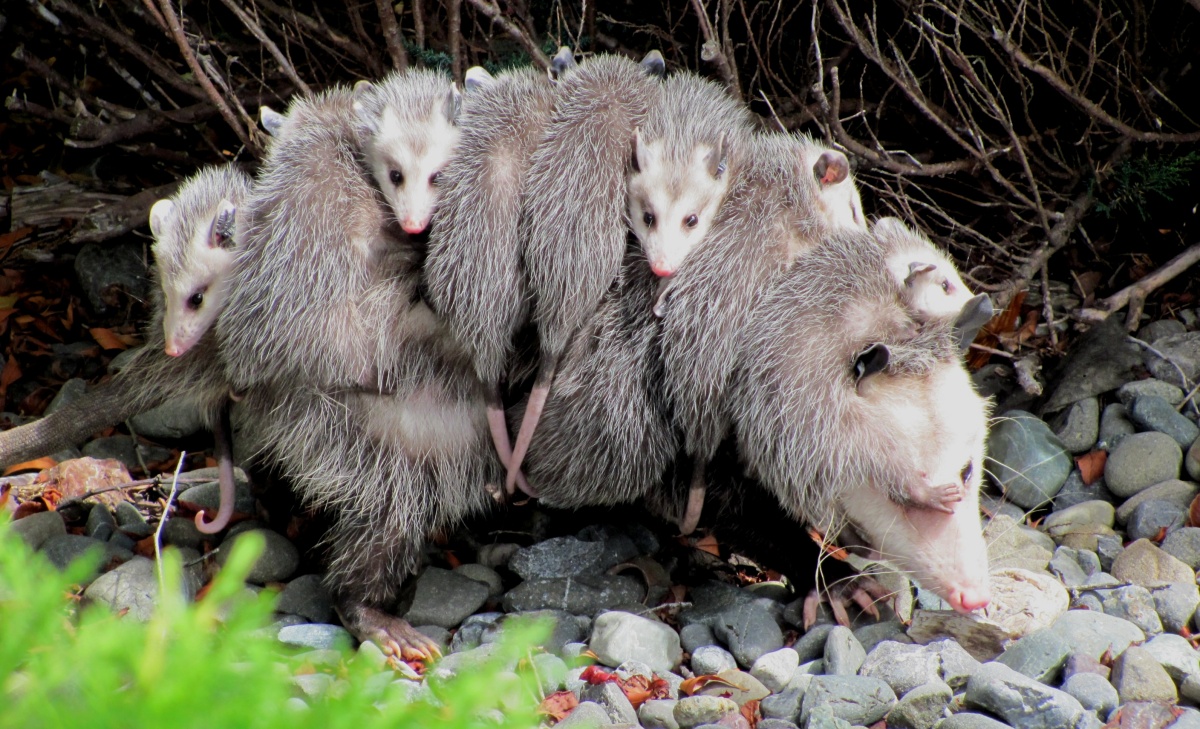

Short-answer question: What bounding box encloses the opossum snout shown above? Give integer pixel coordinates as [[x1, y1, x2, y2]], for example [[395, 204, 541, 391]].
[[650, 260, 675, 277], [401, 218, 430, 235], [947, 584, 991, 613]]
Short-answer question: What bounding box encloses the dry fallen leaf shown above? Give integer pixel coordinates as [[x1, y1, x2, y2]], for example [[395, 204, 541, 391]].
[[3, 456, 57, 476], [537, 691, 578, 722], [1076, 450, 1107, 486], [89, 327, 137, 350], [680, 674, 745, 696], [694, 533, 721, 557]]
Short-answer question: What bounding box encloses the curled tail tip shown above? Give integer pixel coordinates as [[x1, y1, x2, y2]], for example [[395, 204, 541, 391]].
[[194, 508, 231, 534]]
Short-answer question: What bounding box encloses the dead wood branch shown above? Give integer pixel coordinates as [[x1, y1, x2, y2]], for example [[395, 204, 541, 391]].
[[1077, 243, 1200, 329], [464, 0, 550, 70], [217, 0, 312, 96], [375, 0, 410, 71], [690, 0, 742, 99]]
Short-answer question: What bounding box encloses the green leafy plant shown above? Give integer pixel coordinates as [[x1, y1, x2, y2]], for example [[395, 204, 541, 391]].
[[1096, 151, 1200, 220], [0, 518, 545, 729]]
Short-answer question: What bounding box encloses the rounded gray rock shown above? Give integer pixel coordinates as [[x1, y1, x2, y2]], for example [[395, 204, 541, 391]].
[[937, 713, 1012, 729], [1143, 633, 1200, 682], [590, 610, 681, 674], [278, 623, 353, 650], [276, 574, 334, 624], [792, 623, 834, 663], [886, 679, 952, 729], [692, 645, 738, 675], [964, 661, 1085, 729], [681, 623, 716, 653], [501, 574, 642, 614], [130, 399, 206, 440], [750, 647, 799, 693], [1129, 394, 1200, 448], [995, 627, 1071, 683], [1051, 609, 1145, 660], [1162, 526, 1200, 568], [216, 528, 298, 584], [83, 555, 161, 620], [1114, 478, 1199, 525], [760, 688, 802, 723], [580, 680, 639, 724], [454, 563, 503, 598], [1053, 397, 1101, 454], [509, 536, 604, 579], [1061, 672, 1118, 719], [1118, 378, 1185, 406], [712, 602, 783, 667], [1104, 431, 1183, 498], [1098, 402, 1136, 451], [800, 675, 896, 727], [673, 696, 739, 729], [1188, 436, 1200, 481], [640, 699, 680, 729], [12, 510, 67, 550], [858, 641, 941, 696], [556, 701, 610, 729], [1112, 645, 1177, 703], [1126, 499, 1187, 541], [404, 567, 490, 629], [823, 626, 866, 676], [1094, 585, 1163, 636], [1153, 581, 1200, 633], [986, 410, 1073, 509]]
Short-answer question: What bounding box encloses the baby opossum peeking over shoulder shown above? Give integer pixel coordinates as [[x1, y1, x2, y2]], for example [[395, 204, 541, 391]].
[[873, 216, 974, 321]]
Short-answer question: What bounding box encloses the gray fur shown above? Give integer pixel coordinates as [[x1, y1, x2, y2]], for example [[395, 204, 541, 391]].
[[424, 67, 557, 386]]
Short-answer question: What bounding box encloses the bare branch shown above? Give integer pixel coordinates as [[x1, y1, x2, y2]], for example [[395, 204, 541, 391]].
[[1077, 242, 1200, 329], [374, 0, 410, 71], [216, 0, 312, 96], [463, 0, 550, 70], [690, 0, 742, 99]]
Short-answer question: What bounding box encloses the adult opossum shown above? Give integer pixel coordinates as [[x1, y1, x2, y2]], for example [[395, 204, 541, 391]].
[[504, 51, 665, 494], [218, 71, 497, 661], [731, 227, 993, 613], [0, 166, 250, 533], [422, 60, 563, 495]]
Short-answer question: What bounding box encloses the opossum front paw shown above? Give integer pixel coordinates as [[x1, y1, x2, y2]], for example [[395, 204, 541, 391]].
[[339, 603, 442, 661], [801, 577, 896, 630], [908, 482, 963, 514]]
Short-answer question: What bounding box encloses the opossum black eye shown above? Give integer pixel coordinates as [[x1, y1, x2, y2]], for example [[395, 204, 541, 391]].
[[643, 212, 656, 228], [389, 170, 404, 186], [429, 172, 440, 185], [684, 214, 698, 228], [960, 461, 974, 483], [187, 291, 205, 310], [942, 280, 951, 293]]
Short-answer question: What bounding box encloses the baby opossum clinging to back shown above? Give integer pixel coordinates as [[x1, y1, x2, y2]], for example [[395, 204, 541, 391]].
[[503, 50, 666, 495], [0, 166, 251, 534], [731, 227, 993, 615], [218, 71, 497, 662], [874, 216, 975, 322]]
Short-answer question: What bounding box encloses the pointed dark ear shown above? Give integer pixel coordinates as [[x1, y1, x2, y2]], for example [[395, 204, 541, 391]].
[[640, 50, 666, 78], [209, 200, 238, 250], [550, 46, 577, 78], [813, 150, 849, 186], [705, 133, 729, 179], [953, 294, 994, 352], [854, 343, 890, 383], [445, 83, 462, 123], [904, 262, 937, 286], [464, 66, 494, 92]]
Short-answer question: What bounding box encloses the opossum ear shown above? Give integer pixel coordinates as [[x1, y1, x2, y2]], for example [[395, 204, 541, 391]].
[[632, 128, 648, 174], [705, 133, 729, 179], [464, 67, 494, 92], [904, 262, 937, 287], [148, 199, 175, 239], [813, 150, 850, 186], [352, 80, 377, 130], [640, 50, 667, 78], [550, 46, 577, 79], [209, 200, 238, 250], [445, 83, 462, 123], [259, 105, 285, 137], [854, 343, 890, 383], [952, 294, 994, 352]]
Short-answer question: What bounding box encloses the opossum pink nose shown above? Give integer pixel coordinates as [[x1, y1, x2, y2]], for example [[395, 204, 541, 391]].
[[948, 586, 990, 613], [164, 343, 183, 357], [650, 261, 675, 277], [401, 219, 428, 234]]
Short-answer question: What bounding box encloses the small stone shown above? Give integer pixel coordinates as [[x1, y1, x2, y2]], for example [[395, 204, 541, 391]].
[[1162, 526, 1200, 568], [1049, 547, 1090, 587], [501, 574, 643, 614], [926, 639, 981, 690], [804, 705, 853, 729], [799, 675, 896, 727], [277, 623, 353, 650], [1188, 437, 1200, 481], [964, 661, 1085, 729], [760, 689, 802, 724], [506, 609, 587, 655], [589, 611, 681, 674], [853, 620, 908, 653], [1118, 378, 1186, 406], [1098, 403, 1137, 451], [984, 514, 1053, 572], [1104, 432, 1183, 498], [692, 645, 738, 676], [276, 574, 334, 624], [986, 410, 1073, 509], [1096, 535, 1123, 571], [858, 641, 941, 696], [476, 542, 519, 569], [674, 696, 739, 729], [1053, 470, 1116, 511], [216, 528, 299, 584], [995, 628, 1071, 683], [1093, 585, 1162, 636], [1061, 672, 1118, 719], [11, 510, 66, 550], [750, 647, 799, 693], [1053, 397, 1101, 454], [1111, 538, 1196, 588], [1142, 332, 1200, 387], [823, 626, 866, 676], [937, 713, 1012, 729], [641, 699, 680, 729], [454, 563, 504, 598], [756, 721, 799, 729], [1051, 610, 1145, 661], [681, 623, 716, 653], [130, 399, 206, 440], [1184, 673, 1200, 704], [1063, 653, 1110, 681], [83, 556, 161, 620], [404, 567, 489, 629], [113, 501, 152, 539], [1130, 395, 1200, 448], [886, 679, 952, 729], [792, 624, 834, 663], [1115, 479, 1199, 524], [1142, 633, 1199, 683], [1153, 581, 1200, 633], [711, 602, 783, 667], [1111, 645, 1178, 703], [41, 534, 110, 577], [509, 536, 606, 579], [159, 516, 206, 550], [84, 504, 116, 542], [81, 436, 140, 471], [556, 701, 610, 729], [1043, 318, 1141, 412], [579, 681, 638, 724], [449, 612, 504, 653], [1126, 499, 1187, 541]]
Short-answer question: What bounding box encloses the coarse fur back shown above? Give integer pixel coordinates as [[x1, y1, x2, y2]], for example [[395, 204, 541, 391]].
[[521, 54, 663, 359], [873, 216, 974, 321], [658, 131, 857, 462], [627, 71, 755, 277], [424, 67, 558, 385]]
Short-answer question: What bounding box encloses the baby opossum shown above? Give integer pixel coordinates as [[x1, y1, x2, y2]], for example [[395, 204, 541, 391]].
[[731, 227, 992, 614], [627, 71, 755, 280], [656, 133, 867, 531], [873, 216, 974, 322], [218, 72, 494, 661], [422, 62, 560, 496], [0, 166, 251, 534], [505, 51, 665, 493]]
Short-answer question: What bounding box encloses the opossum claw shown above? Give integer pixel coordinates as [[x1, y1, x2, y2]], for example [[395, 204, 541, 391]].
[[802, 576, 897, 630], [907, 481, 964, 514], [339, 603, 442, 662]]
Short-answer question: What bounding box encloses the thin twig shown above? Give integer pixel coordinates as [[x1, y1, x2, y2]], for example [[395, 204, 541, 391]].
[[1128, 336, 1194, 393], [1039, 263, 1058, 348], [216, 0, 312, 96], [154, 450, 188, 589], [1076, 242, 1200, 329], [690, 0, 742, 99], [463, 0, 551, 70]]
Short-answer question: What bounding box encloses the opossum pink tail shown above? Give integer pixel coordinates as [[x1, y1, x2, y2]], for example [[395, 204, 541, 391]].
[[487, 391, 536, 498], [678, 458, 706, 535], [195, 400, 236, 534], [505, 356, 557, 495]]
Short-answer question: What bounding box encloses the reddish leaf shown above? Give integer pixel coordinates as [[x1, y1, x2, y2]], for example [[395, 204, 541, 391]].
[[1076, 450, 1107, 486], [680, 674, 745, 696], [90, 327, 136, 350], [741, 699, 761, 728], [807, 527, 849, 560], [579, 665, 615, 684], [694, 533, 721, 557], [538, 691, 578, 722], [1191, 493, 1200, 528], [3, 457, 57, 476], [0, 226, 33, 255]]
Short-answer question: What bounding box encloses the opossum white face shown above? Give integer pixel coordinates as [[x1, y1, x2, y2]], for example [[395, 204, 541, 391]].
[[876, 218, 974, 322], [807, 148, 866, 230], [844, 349, 992, 614], [364, 97, 460, 235], [149, 198, 238, 357], [628, 133, 729, 278]]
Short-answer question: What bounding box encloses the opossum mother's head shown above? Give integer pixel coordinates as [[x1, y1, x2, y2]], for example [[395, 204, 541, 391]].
[[842, 329, 992, 614], [355, 71, 462, 235]]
